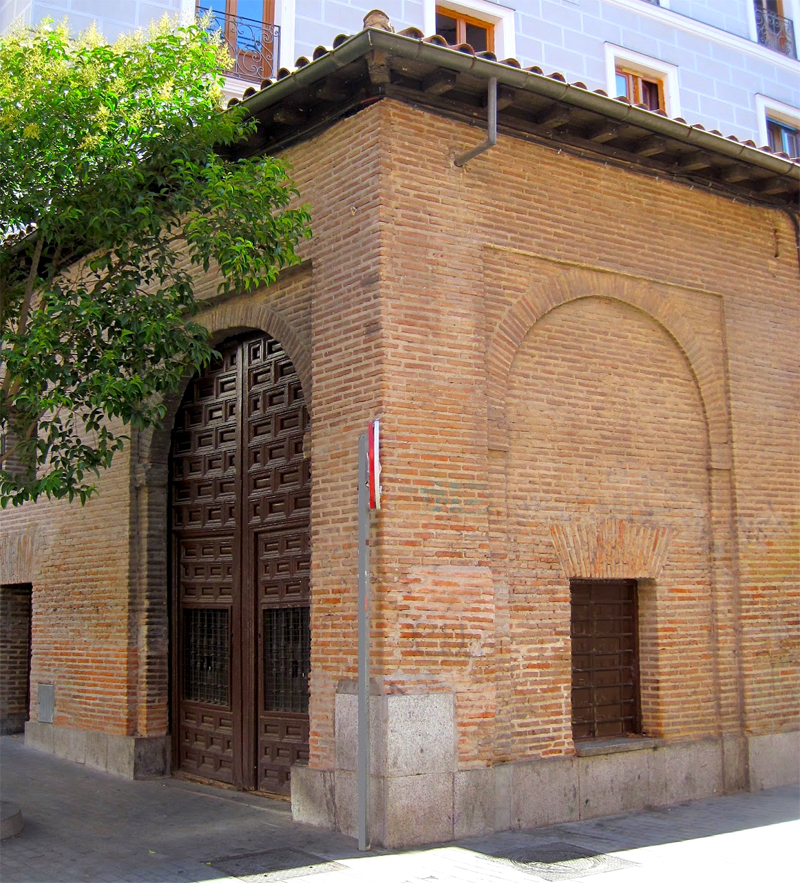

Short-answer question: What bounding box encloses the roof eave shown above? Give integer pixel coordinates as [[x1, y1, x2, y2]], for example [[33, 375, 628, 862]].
[[236, 27, 800, 194]]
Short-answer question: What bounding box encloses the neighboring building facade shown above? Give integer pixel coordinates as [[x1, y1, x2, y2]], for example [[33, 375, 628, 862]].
[[1, 6, 799, 850], [0, 2, 799, 157]]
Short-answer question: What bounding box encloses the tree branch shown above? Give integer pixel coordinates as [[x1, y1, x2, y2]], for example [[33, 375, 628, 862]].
[[1, 232, 45, 398]]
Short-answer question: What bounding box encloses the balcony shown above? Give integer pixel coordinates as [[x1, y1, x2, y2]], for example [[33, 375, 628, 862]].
[[198, 7, 280, 82], [754, 4, 797, 58]]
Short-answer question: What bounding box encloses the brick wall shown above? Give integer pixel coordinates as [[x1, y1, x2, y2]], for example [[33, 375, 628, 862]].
[[132, 107, 385, 766], [372, 98, 798, 768], [27, 440, 135, 734], [0, 583, 31, 734], [503, 295, 713, 752], [290, 108, 385, 768]]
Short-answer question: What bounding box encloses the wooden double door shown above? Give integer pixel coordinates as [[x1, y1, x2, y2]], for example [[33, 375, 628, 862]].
[[170, 331, 310, 794]]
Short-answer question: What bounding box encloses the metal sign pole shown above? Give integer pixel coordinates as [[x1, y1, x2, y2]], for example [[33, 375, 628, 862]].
[[357, 432, 370, 851]]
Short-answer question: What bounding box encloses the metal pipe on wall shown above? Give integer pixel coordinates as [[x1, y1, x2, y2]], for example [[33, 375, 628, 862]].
[[454, 76, 498, 167]]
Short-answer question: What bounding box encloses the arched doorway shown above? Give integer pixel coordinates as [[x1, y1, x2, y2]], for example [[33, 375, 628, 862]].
[[170, 331, 310, 794]]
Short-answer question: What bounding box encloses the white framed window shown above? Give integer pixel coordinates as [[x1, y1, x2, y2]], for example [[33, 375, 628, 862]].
[[274, 0, 296, 71], [423, 0, 516, 60], [755, 94, 800, 154], [604, 43, 680, 118]]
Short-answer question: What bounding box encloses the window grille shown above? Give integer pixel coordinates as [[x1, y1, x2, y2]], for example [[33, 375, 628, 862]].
[[183, 609, 230, 705], [264, 607, 310, 713], [754, 1, 797, 58]]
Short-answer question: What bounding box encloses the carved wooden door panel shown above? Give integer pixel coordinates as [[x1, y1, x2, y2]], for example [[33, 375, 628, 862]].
[[171, 332, 310, 794]]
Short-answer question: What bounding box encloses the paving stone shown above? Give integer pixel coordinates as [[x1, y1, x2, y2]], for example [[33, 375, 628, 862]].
[[0, 735, 797, 883]]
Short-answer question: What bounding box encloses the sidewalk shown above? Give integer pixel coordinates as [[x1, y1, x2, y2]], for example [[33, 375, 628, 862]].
[[1, 734, 797, 883]]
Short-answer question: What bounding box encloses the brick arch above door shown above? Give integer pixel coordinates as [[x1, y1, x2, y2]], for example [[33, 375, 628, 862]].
[[136, 298, 312, 488], [204, 303, 312, 413]]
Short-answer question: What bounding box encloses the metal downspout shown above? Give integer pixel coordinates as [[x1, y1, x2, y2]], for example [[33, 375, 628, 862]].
[[455, 77, 497, 167]]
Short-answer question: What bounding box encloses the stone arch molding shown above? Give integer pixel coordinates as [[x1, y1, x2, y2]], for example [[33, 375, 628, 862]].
[[486, 262, 731, 468]]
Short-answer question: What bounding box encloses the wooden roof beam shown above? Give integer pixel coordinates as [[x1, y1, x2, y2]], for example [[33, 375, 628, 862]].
[[719, 164, 755, 184], [585, 121, 621, 144], [534, 103, 572, 133], [634, 135, 669, 157], [758, 176, 795, 195], [495, 84, 516, 111], [421, 69, 458, 95], [367, 48, 392, 86], [273, 106, 306, 127], [678, 151, 714, 172], [312, 81, 351, 102]]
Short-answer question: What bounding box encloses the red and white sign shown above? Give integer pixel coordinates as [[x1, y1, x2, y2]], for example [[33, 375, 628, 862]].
[[368, 419, 381, 510]]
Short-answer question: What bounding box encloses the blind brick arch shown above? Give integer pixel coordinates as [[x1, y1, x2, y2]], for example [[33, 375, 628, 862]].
[[484, 252, 731, 466], [485, 274, 745, 764]]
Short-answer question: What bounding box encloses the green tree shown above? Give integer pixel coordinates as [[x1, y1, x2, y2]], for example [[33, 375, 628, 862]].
[[0, 18, 310, 506]]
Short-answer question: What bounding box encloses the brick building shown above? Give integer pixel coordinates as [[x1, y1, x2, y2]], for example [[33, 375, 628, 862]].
[[1, 15, 799, 847]]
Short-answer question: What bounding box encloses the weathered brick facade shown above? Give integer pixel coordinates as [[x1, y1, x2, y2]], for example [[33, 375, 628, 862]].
[[2, 54, 798, 845]]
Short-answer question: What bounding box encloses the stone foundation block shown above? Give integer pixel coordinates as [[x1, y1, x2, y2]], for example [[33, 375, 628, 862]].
[[650, 738, 722, 805], [291, 765, 335, 828], [0, 713, 27, 736], [577, 747, 651, 819], [334, 692, 382, 774], [24, 723, 168, 778], [384, 773, 454, 848], [511, 756, 579, 829], [748, 730, 800, 791], [454, 768, 495, 838], [53, 724, 87, 764], [23, 721, 54, 753], [383, 693, 456, 777]]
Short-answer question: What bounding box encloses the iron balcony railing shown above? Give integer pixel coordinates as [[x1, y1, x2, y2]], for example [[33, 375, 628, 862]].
[[754, 4, 797, 58], [198, 8, 280, 82]]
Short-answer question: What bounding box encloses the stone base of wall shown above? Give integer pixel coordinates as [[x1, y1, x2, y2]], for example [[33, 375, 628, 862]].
[[748, 730, 800, 791], [25, 722, 169, 779], [292, 730, 800, 848]]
